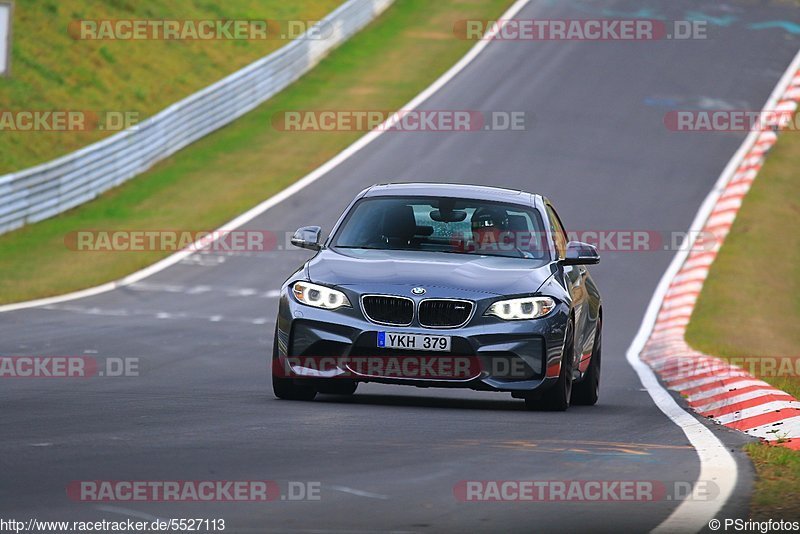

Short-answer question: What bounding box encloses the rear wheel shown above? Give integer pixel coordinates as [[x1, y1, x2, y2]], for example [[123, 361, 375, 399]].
[[271, 329, 317, 401], [527, 320, 574, 412], [572, 318, 601, 406]]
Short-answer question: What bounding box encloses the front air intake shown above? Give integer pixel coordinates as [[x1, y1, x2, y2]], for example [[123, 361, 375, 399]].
[[418, 299, 473, 328], [361, 295, 414, 326]]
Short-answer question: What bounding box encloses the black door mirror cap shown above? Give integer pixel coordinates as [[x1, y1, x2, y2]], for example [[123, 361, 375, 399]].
[[291, 226, 323, 251], [560, 241, 600, 266]]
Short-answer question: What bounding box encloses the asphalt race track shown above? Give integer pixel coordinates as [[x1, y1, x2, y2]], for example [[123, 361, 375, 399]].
[[2, 0, 800, 532]]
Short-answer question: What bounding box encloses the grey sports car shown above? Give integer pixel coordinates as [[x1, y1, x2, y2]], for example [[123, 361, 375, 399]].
[[271, 183, 602, 410]]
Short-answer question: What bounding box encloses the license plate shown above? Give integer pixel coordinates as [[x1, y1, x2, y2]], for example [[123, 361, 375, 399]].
[[378, 332, 451, 352]]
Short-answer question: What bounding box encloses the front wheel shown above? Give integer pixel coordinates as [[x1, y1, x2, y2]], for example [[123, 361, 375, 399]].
[[272, 374, 317, 401], [271, 328, 317, 401], [526, 320, 574, 411]]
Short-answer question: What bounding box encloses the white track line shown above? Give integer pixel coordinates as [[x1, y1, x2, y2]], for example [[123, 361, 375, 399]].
[[327, 485, 389, 500], [628, 48, 800, 533]]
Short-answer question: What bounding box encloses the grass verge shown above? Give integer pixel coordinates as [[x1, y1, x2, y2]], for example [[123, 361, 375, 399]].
[[0, 0, 343, 173], [744, 442, 800, 520], [685, 121, 800, 517], [0, 0, 513, 304]]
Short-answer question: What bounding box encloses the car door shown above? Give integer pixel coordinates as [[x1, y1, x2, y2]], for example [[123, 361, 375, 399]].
[[545, 203, 590, 372]]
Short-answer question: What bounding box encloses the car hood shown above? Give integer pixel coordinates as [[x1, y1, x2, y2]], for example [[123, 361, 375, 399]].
[[307, 248, 555, 296]]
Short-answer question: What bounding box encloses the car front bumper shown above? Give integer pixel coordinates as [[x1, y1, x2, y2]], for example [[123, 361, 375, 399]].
[[273, 284, 571, 395]]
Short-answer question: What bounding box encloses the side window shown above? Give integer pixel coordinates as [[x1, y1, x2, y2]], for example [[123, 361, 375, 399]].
[[545, 204, 568, 259]]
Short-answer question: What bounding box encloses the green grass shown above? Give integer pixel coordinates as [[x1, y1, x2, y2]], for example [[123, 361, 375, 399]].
[[0, 0, 344, 173], [684, 120, 800, 517], [744, 442, 800, 519], [0, 0, 514, 304]]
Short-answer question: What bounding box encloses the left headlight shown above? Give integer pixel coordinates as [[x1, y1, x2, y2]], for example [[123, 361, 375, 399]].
[[485, 296, 555, 320], [292, 281, 351, 310]]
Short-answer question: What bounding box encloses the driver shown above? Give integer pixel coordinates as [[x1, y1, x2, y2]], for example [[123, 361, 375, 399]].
[[470, 206, 510, 252]]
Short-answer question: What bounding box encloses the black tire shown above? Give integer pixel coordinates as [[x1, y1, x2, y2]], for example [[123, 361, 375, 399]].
[[316, 379, 358, 395], [271, 328, 317, 401], [527, 320, 575, 411], [272, 374, 317, 401], [572, 318, 601, 406]]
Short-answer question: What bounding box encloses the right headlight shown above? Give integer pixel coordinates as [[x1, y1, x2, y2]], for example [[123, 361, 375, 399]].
[[485, 296, 556, 320]]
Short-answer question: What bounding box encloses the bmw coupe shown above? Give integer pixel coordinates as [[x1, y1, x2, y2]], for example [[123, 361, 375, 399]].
[[271, 183, 602, 410]]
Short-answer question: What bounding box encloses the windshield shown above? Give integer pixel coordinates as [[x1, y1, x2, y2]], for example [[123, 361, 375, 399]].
[[332, 196, 551, 260]]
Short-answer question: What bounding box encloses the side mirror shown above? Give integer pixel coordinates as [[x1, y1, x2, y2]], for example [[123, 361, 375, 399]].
[[561, 241, 599, 266], [291, 226, 323, 251]]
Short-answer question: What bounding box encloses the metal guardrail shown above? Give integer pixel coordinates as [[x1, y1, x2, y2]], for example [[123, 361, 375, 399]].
[[0, 0, 394, 235]]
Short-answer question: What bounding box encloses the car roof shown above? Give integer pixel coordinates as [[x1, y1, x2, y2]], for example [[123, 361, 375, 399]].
[[363, 182, 541, 204]]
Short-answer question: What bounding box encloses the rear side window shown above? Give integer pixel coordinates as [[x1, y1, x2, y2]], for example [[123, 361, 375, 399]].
[[545, 204, 568, 259]]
